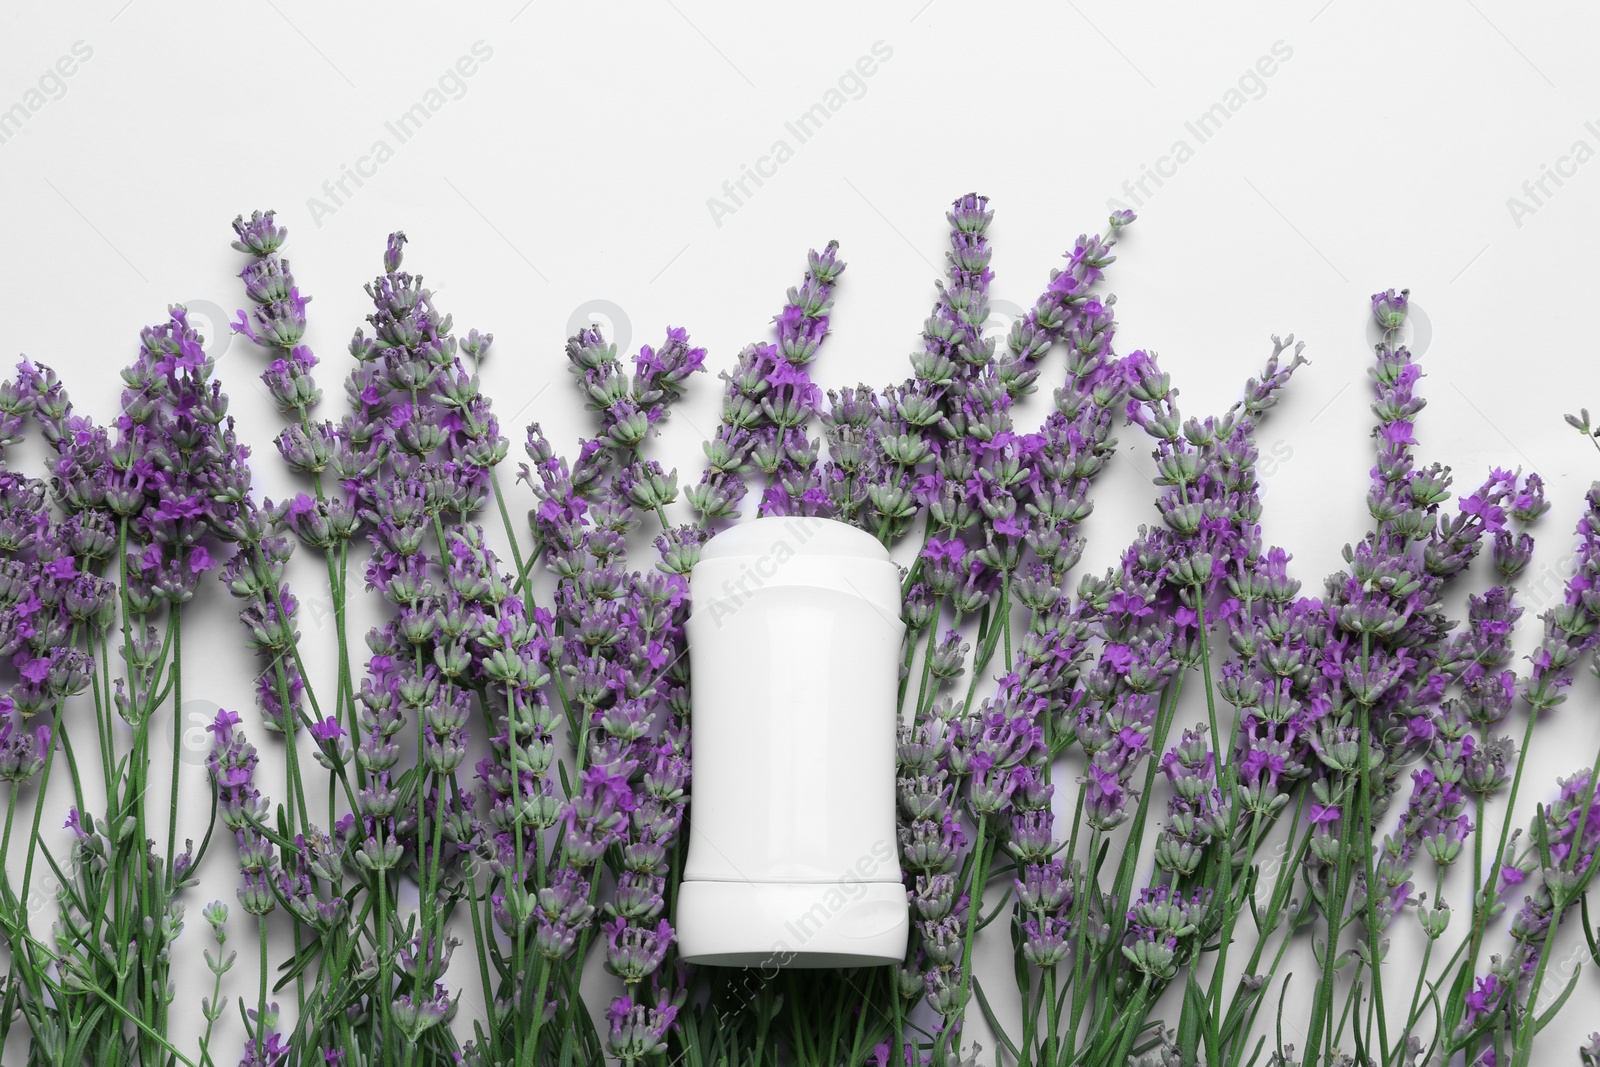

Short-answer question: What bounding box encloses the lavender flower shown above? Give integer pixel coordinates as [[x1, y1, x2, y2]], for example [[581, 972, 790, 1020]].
[[1524, 483, 1600, 711], [605, 993, 680, 1064], [11, 196, 1592, 1067], [568, 324, 706, 455], [688, 241, 842, 524]]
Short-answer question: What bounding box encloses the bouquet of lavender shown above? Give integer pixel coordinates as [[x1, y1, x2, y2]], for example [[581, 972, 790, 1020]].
[[0, 306, 252, 1065], [2, 194, 1600, 1067]]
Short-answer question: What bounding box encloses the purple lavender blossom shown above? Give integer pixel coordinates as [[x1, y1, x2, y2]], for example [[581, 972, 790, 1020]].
[[1524, 483, 1600, 711], [689, 241, 843, 524], [605, 993, 680, 1064]]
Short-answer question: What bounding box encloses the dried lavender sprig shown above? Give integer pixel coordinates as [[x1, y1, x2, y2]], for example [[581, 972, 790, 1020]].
[[1505, 598, 1600, 1067], [1299, 295, 1523, 1065], [687, 242, 842, 525], [994, 221, 1128, 403], [1451, 768, 1600, 1064], [990, 359, 1132, 1060], [908, 194, 996, 409], [339, 230, 508, 1064], [1444, 478, 1600, 1061], [499, 307, 700, 1060], [1390, 473, 1563, 1046], [1374, 564, 1532, 1018], [1065, 337, 1308, 1061], [469, 521, 566, 1063], [898, 206, 1133, 621], [565, 324, 706, 460], [226, 213, 365, 1034], [228, 208, 371, 767], [549, 324, 699, 1048], [0, 365, 113, 1058], [231, 210, 324, 424], [15, 307, 250, 1060], [205, 707, 282, 1055], [893, 207, 1139, 1065]]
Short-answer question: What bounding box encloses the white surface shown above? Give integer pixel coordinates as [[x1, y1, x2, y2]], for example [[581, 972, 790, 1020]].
[[4, 0, 1600, 1061]]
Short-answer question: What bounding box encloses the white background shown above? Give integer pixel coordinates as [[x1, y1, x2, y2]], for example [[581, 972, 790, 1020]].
[[4, 1, 1600, 1062]]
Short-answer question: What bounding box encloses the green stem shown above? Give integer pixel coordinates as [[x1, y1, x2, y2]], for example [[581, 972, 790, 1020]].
[[3, 924, 204, 1067], [18, 692, 70, 926], [1104, 978, 1151, 1067], [491, 469, 535, 615], [1306, 771, 1356, 1066], [522, 959, 551, 1066], [1109, 676, 1184, 924], [198, 943, 227, 1067], [1356, 645, 1391, 1067], [1464, 707, 1541, 977], [1000, 570, 1014, 672], [1041, 964, 1060, 1067], [503, 679, 530, 1059], [1511, 741, 1600, 1067], [954, 814, 991, 1053], [256, 914, 269, 1051], [375, 870, 395, 1058], [907, 599, 943, 721], [1064, 826, 1104, 1060], [1396, 870, 1445, 1056], [0, 782, 17, 880], [166, 609, 183, 883], [327, 540, 361, 794]]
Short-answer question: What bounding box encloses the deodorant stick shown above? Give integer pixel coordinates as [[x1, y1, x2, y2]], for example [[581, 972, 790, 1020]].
[[675, 515, 909, 968]]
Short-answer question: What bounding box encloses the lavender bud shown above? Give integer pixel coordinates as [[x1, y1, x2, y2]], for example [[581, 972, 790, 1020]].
[[1371, 288, 1410, 331]]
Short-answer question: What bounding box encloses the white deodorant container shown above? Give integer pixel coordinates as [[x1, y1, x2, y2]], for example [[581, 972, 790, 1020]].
[[675, 515, 909, 968]]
